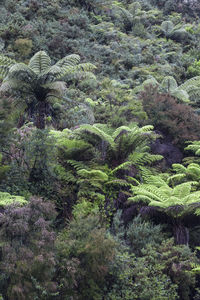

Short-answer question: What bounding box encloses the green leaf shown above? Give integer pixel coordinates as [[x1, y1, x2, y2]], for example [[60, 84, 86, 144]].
[[28, 51, 51, 75]]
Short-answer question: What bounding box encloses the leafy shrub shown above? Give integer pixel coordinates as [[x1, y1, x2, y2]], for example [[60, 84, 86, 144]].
[[56, 214, 116, 300], [108, 212, 198, 300], [0, 197, 57, 300], [141, 86, 200, 149], [14, 38, 32, 57], [126, 215, 166, 255]]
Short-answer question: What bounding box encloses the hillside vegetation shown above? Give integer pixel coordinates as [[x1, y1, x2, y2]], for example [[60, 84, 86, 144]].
[[1, 0, 200, 299]]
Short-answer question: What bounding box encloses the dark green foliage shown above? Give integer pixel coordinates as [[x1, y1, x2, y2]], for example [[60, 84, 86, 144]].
[[0, 95, 15, 149], [94, 78, 147, 126], [0, 126, 58, 199], [0, 197, 57, 300], [126, 215, 166, 255], [56, 213, 116, 300], [106, 212, 197, 300]]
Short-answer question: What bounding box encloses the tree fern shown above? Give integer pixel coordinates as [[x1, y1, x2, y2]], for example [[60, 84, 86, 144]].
[[129, 180, 200, 210], [129, 176, 200, 244], [178, 76, 200, 103], [160, 20, 189, 42], [137, 76, 189, 103], [0, 51, 95, 128]]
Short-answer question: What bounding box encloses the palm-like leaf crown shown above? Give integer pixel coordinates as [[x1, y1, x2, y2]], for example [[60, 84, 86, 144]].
[[129, 175, 200, 218], [0, 51, 95, 92], [0, 51, 96, 128], [0, 51, 95, 94], [74, 123, 162, 170], [178, 76, 200, 105]]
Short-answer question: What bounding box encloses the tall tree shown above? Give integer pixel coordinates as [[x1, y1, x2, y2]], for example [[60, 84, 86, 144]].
[[0, 51, 95, 129]]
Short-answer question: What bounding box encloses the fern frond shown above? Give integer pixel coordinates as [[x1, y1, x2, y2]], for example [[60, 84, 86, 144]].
[[0, 192, 27, 206], [167, 174, 186, 185], [143, 175, 168, 187], [7, 63, 36, 84], [179, 76, 200, 92], [125, 176, 140, 185], [161, 76, 178, 92], [187, 164, 200, 178], [171, 163, 187, 174], [140, 125, 154, 133], [131, 184, 168, 202], [185, 141, 200, 156], [129, 152, 163, 166], [40, 65, 62, 80], [57, 63, 96, 79], [161, 20, 174, 36], [77, 169, 108, 181], [132, 77, 158, 94], [55, 54, 80, 68], [111, 161, 132, 174], [53, 165, 76, 183], [67, 160, 87, 171], [0, 55, 16, 67], [112, 125, 132, 140], [106, 179, 131, 187], [0, 66, 10, 79], [171, 89, 190, 103], [128, 195, 152, 203], [172, 182, 193, 198], [28, 51, 51, 75], [76, 124, 116, 151], [0, 55, 16, 79], [139, 166, 157, 182]]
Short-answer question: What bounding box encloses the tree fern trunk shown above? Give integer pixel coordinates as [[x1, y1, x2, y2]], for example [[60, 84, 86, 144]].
[[173, 222, 189, 245], [35, 101, 45, 129]]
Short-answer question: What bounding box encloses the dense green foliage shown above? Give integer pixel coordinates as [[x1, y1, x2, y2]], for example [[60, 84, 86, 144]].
[[1, 0, 200, 299]]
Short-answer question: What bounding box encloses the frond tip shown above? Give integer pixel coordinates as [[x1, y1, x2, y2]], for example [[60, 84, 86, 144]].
[[28, 51, 51, 74]]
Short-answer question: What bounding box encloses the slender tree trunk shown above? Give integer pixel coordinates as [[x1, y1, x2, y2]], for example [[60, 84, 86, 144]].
[[35, 101, 46, 129], [173, 221, 189, 245]]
